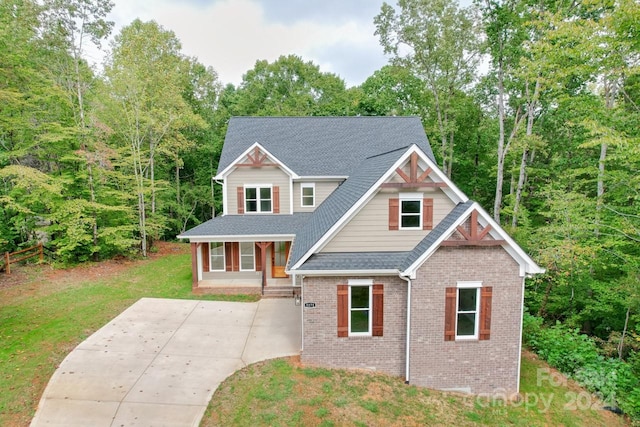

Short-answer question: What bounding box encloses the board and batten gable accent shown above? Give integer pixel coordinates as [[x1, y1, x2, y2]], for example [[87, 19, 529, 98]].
[[410, 246, 522, 394], [322, 189, 454, 253], [226, 166, 291, 214]]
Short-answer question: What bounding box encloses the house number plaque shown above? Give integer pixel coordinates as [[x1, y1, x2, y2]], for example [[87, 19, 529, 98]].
[[304, 302, 316, 308]]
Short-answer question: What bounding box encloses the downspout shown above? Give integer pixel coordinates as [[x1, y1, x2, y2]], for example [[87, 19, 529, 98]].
[[399, 274, 412, 384], [300, 275, 305, 352]]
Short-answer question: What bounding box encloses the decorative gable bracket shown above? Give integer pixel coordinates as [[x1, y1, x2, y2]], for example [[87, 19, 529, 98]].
[[235, 146, 278, 167], [441, 210, 506, 247], [380, 152, 447, 189]]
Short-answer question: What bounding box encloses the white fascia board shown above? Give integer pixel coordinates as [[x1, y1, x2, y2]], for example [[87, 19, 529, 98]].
[[214, 142, 300, 180], [402, 202, 545, 277], [286, 269, 398, 276], [420, 154, 468, 204], [472, 203, 546, 275], [180, 234, 296, 243], [295, 176, 348, 182], [288, 146, 417, 270]]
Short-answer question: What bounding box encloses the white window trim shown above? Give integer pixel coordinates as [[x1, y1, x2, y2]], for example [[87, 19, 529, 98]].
[[239, 241, 255, 271], [455, 281, 482, 340], [209, 242, 225, 272], [301, 183, 315, 207], [348, 279, 373, 337], [244, 184, 273, 213], [399, 192, 423, 230]]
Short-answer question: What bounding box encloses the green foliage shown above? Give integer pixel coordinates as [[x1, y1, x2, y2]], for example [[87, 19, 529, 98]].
[[524, 312, 640, 418]]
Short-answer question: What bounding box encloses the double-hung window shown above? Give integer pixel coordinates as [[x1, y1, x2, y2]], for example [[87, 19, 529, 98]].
[[239, 242, 255, 271], [349, 280, 372, 336], [456, 282, 481, 339], [301, 183, 315, 207], [400, 193, 422, 229], [245, 186, 272, 213], [209, 242, 225, 271]]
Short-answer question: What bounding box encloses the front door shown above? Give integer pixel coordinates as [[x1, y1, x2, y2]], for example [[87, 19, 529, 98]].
[[272, 241, 290, 278]]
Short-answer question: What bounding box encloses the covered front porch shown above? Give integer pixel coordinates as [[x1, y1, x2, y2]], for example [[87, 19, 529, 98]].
[[189, 240, 297, 294]]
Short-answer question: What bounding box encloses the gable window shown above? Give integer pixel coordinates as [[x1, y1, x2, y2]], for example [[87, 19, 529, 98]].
[[301, 183, 315, 207], [245, 186, 272, 213], [389, 196, 433, 230], [239, 242, 255, 271], [400, 193, 422, 229], [209, 242, 225, 271], [337, 281, 384, 338], [444, 282, 492, 341]]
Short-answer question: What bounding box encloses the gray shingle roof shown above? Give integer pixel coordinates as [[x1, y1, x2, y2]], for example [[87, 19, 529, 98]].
[[288, 147, 409, 269], [178, 213, 312, 238], [218, 116, 435, 177], [297, 252, 409, 271], [399, 201, 474, 271]]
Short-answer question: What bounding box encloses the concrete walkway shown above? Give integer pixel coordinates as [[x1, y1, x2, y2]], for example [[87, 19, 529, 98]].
[[30, 298, 301, 427]]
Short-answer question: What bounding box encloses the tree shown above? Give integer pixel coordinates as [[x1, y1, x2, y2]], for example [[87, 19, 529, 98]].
[[100, 19, 205, 256], [375, 0, 481, 177], [226, 55, 354, 117]]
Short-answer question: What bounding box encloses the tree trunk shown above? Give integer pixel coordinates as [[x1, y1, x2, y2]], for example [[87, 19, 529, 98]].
[[619, 306, 631, 360], [494, 53, 506, 222]]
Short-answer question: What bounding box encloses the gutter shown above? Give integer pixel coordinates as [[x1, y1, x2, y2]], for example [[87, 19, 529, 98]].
[[399, 273, 412, 384]]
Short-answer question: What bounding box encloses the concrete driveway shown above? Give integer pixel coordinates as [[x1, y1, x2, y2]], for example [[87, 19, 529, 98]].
[[30, 298, 301, 427]]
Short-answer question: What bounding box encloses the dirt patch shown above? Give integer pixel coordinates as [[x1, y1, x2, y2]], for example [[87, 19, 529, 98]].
[[0, 242, 189, 299]]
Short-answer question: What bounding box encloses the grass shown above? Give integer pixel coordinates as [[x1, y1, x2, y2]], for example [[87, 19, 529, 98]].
[[202, 354, 630, 427], [0, 246, 257, 427]]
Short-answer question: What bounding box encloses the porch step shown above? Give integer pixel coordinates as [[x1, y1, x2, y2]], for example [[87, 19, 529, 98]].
[[262, 286, 298, 299]]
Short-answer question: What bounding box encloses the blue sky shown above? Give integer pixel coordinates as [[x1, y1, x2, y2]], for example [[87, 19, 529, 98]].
[[104, 0, 390, 87]]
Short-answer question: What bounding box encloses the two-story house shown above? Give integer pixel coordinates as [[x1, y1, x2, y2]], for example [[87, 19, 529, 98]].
[[178, 116, 544, 395]]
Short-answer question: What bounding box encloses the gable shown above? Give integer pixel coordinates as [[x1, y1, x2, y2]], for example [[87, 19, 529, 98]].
[[289, 145, 468, 270], [401, 202, 545, 277]]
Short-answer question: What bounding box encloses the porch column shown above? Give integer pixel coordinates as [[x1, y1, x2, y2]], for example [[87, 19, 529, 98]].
[[256, 242, 272, 289], [190, 243, 198, 290]]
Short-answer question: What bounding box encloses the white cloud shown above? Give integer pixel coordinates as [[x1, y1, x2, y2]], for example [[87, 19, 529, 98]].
[[99, 0, 388, 87]]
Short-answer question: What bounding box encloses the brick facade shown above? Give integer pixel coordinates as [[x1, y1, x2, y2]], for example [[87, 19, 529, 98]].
[[410, 246, 523, 394], [301, 275, 407, 376], [301, 246, 524, 395]]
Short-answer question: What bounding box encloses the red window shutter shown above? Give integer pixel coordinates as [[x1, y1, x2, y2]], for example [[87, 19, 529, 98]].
[[372, 284, 384, 337], [389, 198, 399, 230], [231, 242, 239, 271], [444, 287, 456, 341], [479, 287, 493, 340], [337, 285, 348, 337], [224, 242, 233, 271], [423, 198, 433, 230], [202, 243, 210, 272], [255, 243, 262, 272], [237, 187, 244, 214], [273, 186, 280, 213]]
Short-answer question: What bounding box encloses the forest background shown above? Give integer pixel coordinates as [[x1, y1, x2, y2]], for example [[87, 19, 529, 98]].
[[1, 0, 639, 416]]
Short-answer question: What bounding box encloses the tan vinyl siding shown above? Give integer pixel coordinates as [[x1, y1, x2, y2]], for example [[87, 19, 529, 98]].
[[226, 166, 291, 214], [322, 188, 455, 252], [293, 181, 341, 212]]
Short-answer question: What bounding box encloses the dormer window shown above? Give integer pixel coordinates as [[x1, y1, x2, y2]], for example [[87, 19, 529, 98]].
[[245, 185, 272, 213]]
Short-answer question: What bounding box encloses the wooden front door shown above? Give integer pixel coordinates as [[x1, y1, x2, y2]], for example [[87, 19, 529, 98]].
[[272, 241, 290, 278]]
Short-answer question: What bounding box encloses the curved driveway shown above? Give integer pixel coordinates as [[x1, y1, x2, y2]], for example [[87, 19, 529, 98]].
[[30, 298, 301, 427]]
